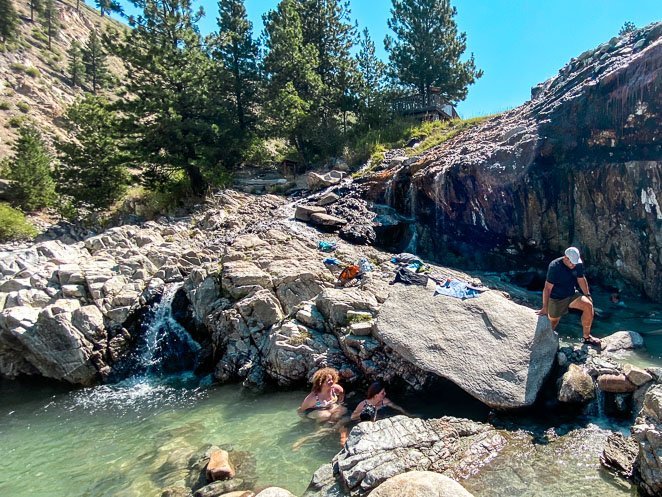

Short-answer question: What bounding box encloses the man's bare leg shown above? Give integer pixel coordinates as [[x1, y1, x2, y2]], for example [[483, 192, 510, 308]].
[[569, 296, 594, 338], [548, 316, 561, 331]]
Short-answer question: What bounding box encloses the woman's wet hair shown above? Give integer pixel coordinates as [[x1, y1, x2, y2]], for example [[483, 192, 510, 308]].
[[367, 381, 384, 399], [311, 367, 339, 392]]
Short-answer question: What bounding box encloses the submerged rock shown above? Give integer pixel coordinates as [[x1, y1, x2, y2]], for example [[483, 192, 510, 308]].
[[370, 471, 475, 497], [306, 415, 505, 496], [375, 284, 558, 408]]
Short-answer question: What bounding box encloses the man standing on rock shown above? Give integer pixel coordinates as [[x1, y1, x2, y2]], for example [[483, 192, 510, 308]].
[[537, 247, 601, 346]]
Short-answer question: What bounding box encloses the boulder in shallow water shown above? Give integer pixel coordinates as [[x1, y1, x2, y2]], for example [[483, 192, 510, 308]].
[[194, 479, 245, 497], [600, 432, 638, 478], [309, 213, 347, 228], [600, 331, 645, 354], [370, 471, 475, 497], [206, 449, 235, 482], [632, 385, 662, 496], [374, 284, 558, 408], [306, 415, 506, 496], [558, 364, 595, 404]]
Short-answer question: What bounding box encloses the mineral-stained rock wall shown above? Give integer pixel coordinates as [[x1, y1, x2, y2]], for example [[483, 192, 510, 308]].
[[361, 23, 662, 301]]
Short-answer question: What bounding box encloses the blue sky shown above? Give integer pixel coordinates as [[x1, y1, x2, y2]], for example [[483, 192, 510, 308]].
[[115, 0, 661, 118]]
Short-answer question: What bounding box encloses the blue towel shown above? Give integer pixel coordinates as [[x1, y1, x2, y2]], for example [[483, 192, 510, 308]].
[[434, 279, 484, 299], [323, 257, 342, 268]]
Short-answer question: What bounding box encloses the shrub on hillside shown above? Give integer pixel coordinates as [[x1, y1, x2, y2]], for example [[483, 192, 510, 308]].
[[16, 101, 29, 113], [0, 100, 10, 110], [7, 115, 25, 128], [0, 203, 38, 241]]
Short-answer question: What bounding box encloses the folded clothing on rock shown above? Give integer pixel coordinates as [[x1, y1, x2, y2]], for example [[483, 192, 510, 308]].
[[391, 252, 422, 265], [391, 266, 429, 286], [434, 278, 487, 299]]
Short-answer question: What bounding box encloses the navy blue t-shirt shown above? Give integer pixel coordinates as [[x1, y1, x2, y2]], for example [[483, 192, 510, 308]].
[[546, 257, 585, 299]]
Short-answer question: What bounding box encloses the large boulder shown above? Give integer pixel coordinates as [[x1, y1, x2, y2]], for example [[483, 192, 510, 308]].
[[375, 284, 558, 408], [306, 415, 506, 496], [370, 471, 475, 497]]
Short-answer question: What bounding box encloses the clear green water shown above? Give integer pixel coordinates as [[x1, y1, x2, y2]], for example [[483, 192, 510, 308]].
[[0, 375, 644, 497], [0, 378, 338, 497]]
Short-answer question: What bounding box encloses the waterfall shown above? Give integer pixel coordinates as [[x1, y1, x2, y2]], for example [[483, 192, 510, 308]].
[[110, 283, 201, 383]]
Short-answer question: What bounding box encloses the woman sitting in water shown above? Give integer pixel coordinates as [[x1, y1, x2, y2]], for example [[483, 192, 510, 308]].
[[297, 367, 347, 422], [351, 381, 407, 422]]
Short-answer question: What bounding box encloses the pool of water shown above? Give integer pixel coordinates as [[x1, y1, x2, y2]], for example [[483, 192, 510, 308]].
[[0, 374, 647, 497], [0, 377, 338, 497]]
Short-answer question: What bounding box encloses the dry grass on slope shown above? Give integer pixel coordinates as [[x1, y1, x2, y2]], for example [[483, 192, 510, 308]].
[[0, 0, 125, 159]]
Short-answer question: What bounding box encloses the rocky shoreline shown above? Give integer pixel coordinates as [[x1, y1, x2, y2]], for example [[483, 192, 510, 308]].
[[1, 189, 661, 496]]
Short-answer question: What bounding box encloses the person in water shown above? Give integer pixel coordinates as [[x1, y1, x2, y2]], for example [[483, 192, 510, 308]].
[[297, 367, 347, 422], [537, 247, 601, 346], [350, 381, 407, 422]]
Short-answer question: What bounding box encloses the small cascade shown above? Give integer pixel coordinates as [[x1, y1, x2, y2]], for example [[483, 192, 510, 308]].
[[404, 183, 418, 252], [110, 283, 201, 383], [384, 178, 394, 208]]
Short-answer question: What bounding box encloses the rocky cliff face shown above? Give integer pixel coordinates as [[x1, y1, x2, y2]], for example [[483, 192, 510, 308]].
[[360, 23, 662, 301]]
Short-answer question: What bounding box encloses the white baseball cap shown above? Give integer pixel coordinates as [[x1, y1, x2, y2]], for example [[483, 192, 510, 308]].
[[564, 247, 582, 265]]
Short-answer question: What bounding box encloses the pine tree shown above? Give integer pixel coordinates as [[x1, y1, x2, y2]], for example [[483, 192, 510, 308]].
[[0, 0, 19, 43], [210, 0, 260, 134], [95, 0, 122, 17], [7, 125, 56, 211], [68, 41, 85, 87], [56, 95, 128, 209], [82, 30, 109, 93], [40, 0, 59, 51], [262, 0, 323, 161], [298, 0, 359, 137], [356, 28, 387, 128], [384, 0, 482, 104], [29, 0, 42, 22], [110, 0, 216, 195], [619, 21, 636, 36]]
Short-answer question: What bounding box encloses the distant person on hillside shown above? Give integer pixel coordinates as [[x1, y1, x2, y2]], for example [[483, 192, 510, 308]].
[[537, 247, 600, 346], [350, 381, 407, 422]]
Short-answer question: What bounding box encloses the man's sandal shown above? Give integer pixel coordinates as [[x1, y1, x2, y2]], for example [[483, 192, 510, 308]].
[[583, 335, 601, 346]]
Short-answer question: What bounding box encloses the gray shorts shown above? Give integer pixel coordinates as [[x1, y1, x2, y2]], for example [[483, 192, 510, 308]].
[[548, 292, 583, 318]]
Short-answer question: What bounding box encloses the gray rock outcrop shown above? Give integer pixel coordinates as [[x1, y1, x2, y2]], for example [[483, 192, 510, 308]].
[[633, 385, 662, 496], [375, 284, 558, 408], [306, 415, 506, 496], [359, 23, 662, 301]]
